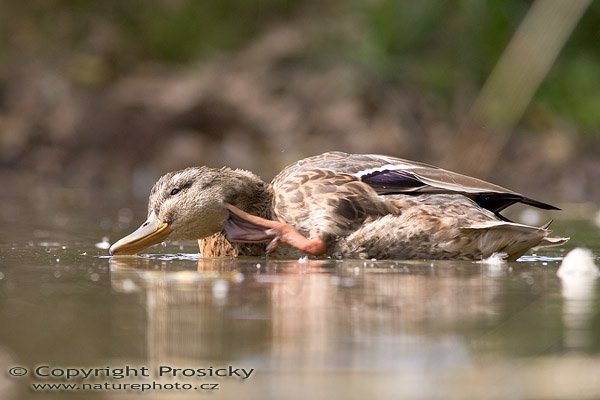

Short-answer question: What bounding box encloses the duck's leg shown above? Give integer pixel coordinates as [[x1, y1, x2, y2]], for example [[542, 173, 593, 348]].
[[223, 203, 326, 256]]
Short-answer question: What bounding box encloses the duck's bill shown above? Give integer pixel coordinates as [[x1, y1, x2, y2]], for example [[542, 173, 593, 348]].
[[109, 212, 172, 256]]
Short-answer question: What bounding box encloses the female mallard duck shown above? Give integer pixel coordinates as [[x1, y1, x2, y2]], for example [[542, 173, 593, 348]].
[[110, 151, 567, 260]]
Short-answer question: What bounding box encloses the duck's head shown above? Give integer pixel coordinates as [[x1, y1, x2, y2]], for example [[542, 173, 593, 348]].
[[109, 166, 267, 255]]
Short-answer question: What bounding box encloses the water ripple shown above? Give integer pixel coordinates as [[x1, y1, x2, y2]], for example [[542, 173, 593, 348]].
[[518, 255, 564, 263]]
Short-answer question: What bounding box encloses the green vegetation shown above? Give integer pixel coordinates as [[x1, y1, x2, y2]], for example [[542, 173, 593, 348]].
[[0, 0, 299, 64], [348, 0, 599, 130]]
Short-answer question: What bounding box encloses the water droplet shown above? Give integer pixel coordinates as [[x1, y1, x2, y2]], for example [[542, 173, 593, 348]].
[[233, 273, 244, 283], [95, 238, 111, 249], [121, 278, 139, 293], [212, 279, 229, 300]]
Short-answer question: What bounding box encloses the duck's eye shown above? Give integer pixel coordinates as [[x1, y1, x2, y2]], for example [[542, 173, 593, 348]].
[[170, 188, 181, 196]]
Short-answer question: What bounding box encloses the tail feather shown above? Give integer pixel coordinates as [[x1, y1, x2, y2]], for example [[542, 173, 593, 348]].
[[536, 236, 570, 248], [462, 221, 568, 261]]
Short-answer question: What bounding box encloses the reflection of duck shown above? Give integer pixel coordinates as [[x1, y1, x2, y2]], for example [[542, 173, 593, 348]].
[[110, 152, 567, 260]]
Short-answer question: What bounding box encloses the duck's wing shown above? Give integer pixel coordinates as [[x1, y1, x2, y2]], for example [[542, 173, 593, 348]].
[[278, 152, 558, 213], [275, 152, 558, 214], [296, 152, 558, 213], [359, 165, 559, 212]]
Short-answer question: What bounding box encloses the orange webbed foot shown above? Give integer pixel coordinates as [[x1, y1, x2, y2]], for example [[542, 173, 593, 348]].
[[224, 203, 327, 256]]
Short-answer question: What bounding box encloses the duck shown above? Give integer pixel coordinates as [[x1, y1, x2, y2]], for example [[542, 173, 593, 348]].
[[109, 151, 568, 260]]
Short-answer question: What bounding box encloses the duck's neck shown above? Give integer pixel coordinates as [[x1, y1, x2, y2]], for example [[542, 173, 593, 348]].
[[200, 168, 272, 257], [199, 233, 268, 257]]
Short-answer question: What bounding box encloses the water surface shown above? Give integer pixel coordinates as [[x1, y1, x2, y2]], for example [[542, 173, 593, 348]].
[[1, 191, 599, 399]]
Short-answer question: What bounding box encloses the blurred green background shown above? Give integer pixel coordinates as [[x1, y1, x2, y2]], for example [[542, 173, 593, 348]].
[[0, 0, 598, 205]]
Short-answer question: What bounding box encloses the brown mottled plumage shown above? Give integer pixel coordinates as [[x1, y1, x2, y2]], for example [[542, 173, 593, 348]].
[[110, 151, 568, 260]]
